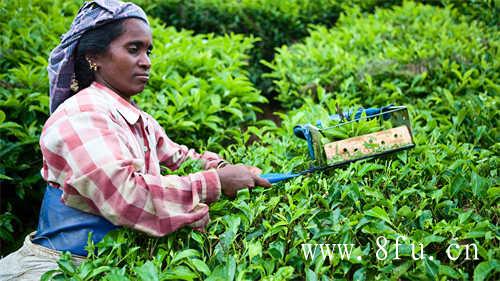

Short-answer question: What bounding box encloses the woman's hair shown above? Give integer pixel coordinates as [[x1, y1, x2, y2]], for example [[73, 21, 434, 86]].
[[73, 18, 127, 92]]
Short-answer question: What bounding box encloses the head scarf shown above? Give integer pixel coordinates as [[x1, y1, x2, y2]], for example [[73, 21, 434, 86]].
[[48, 0, 148, 113]]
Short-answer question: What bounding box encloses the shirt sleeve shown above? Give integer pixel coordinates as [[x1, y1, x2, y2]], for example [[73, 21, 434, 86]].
[[40, 108, 219, 237]]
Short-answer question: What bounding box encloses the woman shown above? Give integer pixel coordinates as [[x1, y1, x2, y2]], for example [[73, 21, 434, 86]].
[[0, 1, 270, 279]]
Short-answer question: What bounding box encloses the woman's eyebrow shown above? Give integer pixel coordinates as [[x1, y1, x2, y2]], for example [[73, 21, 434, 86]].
[[126, 40, 153, 49]]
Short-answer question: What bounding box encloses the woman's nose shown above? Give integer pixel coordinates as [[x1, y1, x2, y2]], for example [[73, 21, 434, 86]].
[[138, 52, 151, 69]]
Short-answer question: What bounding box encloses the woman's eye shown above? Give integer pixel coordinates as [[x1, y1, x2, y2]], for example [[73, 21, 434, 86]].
[[128, 47, 138, 54], [147, 49, 152, 55]]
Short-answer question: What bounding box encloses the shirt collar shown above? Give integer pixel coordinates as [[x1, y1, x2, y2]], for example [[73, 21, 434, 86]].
[[91, 82, 141, 125]]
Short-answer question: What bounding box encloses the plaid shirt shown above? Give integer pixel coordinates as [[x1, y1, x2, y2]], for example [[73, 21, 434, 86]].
[[40, 82, 223, 236]]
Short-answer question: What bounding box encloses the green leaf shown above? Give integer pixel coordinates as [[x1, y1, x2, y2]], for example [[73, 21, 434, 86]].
[[422, 234, 445, 246], [205, 265, 226, 281], [353, 267, 366, 281], [223, 107, 243, 119], [418, 210, 433, 229], [134, 261, 159, 281], [423, 257, 440, 279], [397, 206, 412, 218], [449, 174, 467, 197], [220, 216, 241, 249], [305, 269, 318, 281], [274, 266, 294, 279], [161, 265, 197, 281], [248, 240, 262, 260], [439, 264, 461, 279], [178, 121, 197, 128], [487, 187, 500, 200], [40, 270, 61, 281], [171, 249, 200, 265], [57, 254, 76, 275], [226, 256, 236, 281], [87, 266, 112, 279], [190, 231, 204, 246], [474, 260, 499, 281], [269, 240, 285, 260], [392, 261, 412, 279], [0, 121, 23, 130], [190, 259, 211, 276], [471, 171, 488, 198], [0, 174, 13, 180], [365, 206, 392, 226], [357, 163, 384, 178], [104, 273, 131, 281]]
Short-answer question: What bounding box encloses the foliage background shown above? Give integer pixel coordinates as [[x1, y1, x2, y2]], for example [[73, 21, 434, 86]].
[[0, 0, 498, 280]]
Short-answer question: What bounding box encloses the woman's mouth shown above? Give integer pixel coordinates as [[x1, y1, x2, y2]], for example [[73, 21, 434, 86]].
[[135, 74, 149, 82]]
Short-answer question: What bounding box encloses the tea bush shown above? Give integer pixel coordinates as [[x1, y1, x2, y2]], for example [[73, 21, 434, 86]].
[[132, 0, 403, 92], [0, 0, 265, 254], [0, 0, 80, 253], [442, 0, 499, 26], [43, 93, 499, 280], [265, 1, 498, 110], [134, 0, 496, 94]]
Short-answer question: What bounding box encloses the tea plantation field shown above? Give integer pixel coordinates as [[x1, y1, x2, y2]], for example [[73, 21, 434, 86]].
[[0, 0, 498, 280]]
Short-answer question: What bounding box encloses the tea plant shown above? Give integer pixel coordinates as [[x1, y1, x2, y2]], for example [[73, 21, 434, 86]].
[[134, 0, 497, 94], [265, 1, 499, 110], [0, 0, 80, 253], [132, 0, 344, 92], [42, 95, 499, 279]]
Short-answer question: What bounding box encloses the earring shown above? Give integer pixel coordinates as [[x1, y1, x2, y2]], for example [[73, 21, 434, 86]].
[[86, 58, 98, 72], [70, 73, 79, 92]]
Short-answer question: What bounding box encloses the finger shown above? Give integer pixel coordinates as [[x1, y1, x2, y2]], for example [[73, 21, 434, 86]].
[[192, 226, 207, 233], [243, 179, 255, 189], [253, 174, 272, 188], [227, 191, 236, 198]]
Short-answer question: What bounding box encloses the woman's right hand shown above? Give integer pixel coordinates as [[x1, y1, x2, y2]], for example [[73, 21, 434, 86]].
[[216, 164, 271, 198]]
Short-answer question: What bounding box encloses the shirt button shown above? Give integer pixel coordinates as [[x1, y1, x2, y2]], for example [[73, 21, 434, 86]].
[[143, 146, 148, 152]]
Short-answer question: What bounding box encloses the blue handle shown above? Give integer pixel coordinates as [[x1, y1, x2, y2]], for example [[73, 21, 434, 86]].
[[260, 172, 301, 184]]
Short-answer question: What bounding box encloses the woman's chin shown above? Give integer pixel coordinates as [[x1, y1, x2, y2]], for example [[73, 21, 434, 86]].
[[131, 83, 147, 95]]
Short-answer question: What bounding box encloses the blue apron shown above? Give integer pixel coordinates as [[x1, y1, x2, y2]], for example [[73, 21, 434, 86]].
[[32, 185, 119, 256]]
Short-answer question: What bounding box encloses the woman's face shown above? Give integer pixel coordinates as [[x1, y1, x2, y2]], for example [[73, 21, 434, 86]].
[[93, 18, 153, 100]]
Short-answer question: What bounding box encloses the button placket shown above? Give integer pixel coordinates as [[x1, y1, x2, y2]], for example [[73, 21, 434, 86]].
[[140, 116, 152, 172]]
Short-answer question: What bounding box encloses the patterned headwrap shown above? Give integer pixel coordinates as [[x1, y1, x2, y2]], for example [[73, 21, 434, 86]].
[[47, 0, 148, 113]]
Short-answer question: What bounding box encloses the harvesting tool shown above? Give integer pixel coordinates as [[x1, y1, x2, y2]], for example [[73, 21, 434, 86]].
[[260, 105, 415, 184]]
